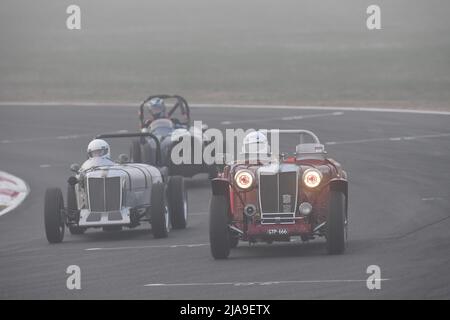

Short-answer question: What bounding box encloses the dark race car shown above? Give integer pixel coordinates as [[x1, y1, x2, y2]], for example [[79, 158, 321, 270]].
[[130, 94, 217, 178], [209, 130, 348, 259]]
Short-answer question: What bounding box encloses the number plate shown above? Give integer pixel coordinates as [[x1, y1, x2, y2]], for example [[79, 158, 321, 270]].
[[267, 228, 288, 235]]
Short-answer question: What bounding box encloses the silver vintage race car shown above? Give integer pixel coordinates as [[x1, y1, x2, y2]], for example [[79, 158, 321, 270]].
[[44, 132, 188, 244]]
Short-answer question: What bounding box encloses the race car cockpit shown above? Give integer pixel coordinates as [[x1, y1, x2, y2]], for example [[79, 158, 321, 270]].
[[149, 118, 175, 138], [140, 94, 190, 131]]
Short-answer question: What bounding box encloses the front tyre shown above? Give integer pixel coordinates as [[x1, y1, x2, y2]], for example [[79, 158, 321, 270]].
[[44, 188, 65, 243], [326, 191, 347, 254], [150, 183, 169, 238], [209, 195, 230, 259], [168, 176, 188, 229]]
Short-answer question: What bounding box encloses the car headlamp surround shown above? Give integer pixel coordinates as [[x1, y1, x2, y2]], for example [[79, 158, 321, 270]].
[[234, 169, 255, 190], [302, 168, 323, 188]]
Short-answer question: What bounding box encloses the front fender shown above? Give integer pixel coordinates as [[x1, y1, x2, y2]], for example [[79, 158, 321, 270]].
[[329, 178, 348, 214]]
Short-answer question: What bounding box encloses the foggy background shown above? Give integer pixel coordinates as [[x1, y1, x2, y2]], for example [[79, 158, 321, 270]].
[[0, 0, 449, 108]]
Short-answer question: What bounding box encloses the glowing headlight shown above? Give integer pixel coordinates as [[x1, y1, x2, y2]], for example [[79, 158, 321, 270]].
[[234, 170, 254, 190], [303, 168, 322, 188]]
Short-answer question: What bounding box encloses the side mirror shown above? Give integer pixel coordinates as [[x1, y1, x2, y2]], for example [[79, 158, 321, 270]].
[[70, 163, 80, 173], [118, 154, 129, 164]]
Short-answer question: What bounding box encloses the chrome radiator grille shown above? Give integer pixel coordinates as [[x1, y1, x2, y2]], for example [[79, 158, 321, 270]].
[[258, 170, 298, 224], [87, 177, 121, 212]]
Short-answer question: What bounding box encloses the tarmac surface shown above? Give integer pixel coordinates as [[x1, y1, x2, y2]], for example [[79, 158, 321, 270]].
[[0, 103, 449, 299]]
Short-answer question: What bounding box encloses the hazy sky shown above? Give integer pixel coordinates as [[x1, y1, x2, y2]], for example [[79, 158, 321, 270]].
[[1, 1, 449, 107]]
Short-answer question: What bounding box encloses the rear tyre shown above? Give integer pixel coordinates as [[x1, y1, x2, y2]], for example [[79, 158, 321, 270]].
[[67, 185, 86, 235], [150, 183, 169, 238], [130, 139, 142, 163], [209, 195, 230, 259], [44, 188, 65, 244], [326, 191, 347, 254], [168, 176, 188, 229]]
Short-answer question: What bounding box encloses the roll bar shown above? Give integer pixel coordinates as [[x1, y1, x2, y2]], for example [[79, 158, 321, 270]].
[[95, 132, 161, 165], [263, 129, 321, 144], [139, 94, 190, 129]]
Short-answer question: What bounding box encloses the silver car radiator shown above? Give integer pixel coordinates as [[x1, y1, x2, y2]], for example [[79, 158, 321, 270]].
[[87, 177, 122, 212]]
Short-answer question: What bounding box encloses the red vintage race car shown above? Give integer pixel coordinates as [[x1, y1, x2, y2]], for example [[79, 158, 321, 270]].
[[209, 129, 348, 259]]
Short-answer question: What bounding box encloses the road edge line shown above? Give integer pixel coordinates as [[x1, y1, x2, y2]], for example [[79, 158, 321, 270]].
[[0, 102, 450, 115]]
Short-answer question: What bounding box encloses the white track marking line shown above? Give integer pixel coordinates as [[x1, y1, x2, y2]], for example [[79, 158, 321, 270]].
[[145, 278, 390, 287], [421, 197, 444, 201], [325, 133, 450, 146], [0, 134, 93, 144], [0, 130, 129, 144], [1, 101, 450, 115], [281, 111, 343, 120], [85, 243, 208, 251], [0, 172, 29, 217], [195, 104, 450, 115], [221, 111, 343, 125]]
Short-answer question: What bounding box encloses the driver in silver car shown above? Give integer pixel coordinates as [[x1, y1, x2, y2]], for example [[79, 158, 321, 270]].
[[81, 139, 114, 171]]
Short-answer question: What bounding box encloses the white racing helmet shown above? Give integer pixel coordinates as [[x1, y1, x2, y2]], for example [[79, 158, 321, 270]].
[[242, 131, 270, 155], [87, 139, 110, 158]]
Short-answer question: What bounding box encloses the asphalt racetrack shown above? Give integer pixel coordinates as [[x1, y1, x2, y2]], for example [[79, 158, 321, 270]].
[[0, 103, 449, 299]]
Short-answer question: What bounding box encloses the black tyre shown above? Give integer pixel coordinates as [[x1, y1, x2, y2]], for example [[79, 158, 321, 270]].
[[209, 195, 230, 259], [44, 188, 65, 243], [67, 185, 86, 235], [326, 191, 347, 254], [130, 139, 142, 163], [102, 226, 123, 232], [168, 176, 188, 229], [150, 183, 169, 238]]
